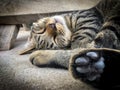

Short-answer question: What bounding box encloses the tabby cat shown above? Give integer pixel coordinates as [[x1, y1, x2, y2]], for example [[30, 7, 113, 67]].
[[20, 0, 120, 89]]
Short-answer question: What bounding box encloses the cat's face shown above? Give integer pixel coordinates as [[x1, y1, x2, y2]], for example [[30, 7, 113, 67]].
[[32, 17, 65, 38], [19, 16, 72, 54]]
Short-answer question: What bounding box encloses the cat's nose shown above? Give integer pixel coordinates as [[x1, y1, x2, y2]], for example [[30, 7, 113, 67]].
[[49, 23, 56, 29]]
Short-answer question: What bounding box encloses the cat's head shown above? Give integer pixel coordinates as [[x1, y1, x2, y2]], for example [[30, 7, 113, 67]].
[[19, 16, 72, 54]]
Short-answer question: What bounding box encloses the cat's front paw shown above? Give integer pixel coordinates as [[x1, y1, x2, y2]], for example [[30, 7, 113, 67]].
[[70, 51, 105, 81], [30, 51, 42, 66], [30, 50, 59, 67], [30, 51, 51, 67]]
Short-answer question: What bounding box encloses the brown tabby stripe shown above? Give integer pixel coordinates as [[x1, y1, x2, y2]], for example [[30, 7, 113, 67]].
[[95, 0, 118, 17], [102, 15, 120, 40], [50, 43, 54, 48], [72, 35, 85, 41], [32, 28, 46, 34], [37, 36, 41, 41], [71, 17, 102, 42], [102, 25, 120, 41], [83, 32, 94, 39], [78, 27, 98, 33]]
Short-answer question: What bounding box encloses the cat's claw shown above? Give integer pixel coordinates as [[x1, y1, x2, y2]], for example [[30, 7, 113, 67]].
[[71, 52, 105, 81]]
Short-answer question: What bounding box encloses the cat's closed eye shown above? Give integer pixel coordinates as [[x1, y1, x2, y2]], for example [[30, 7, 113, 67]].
[[48, 23, 56, 30]]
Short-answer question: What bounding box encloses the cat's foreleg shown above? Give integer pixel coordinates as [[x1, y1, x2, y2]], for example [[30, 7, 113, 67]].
[[30, 49, 78, 69]]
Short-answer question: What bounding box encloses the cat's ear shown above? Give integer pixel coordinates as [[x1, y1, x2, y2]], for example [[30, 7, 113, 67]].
[[18, 37, 36, 55]]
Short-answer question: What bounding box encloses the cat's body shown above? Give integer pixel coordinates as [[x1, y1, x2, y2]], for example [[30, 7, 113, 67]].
[[20, 0, 120, 89], [27, 7, 102, 50]]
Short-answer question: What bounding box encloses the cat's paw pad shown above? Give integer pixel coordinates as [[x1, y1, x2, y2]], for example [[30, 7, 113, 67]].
[[71, 51, 105, 81]]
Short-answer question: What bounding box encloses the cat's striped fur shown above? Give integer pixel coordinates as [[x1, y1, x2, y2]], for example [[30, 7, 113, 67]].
[[27, 8, 102, 50], [20, 0, 120, 89], [23, 0, 120, 52]]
